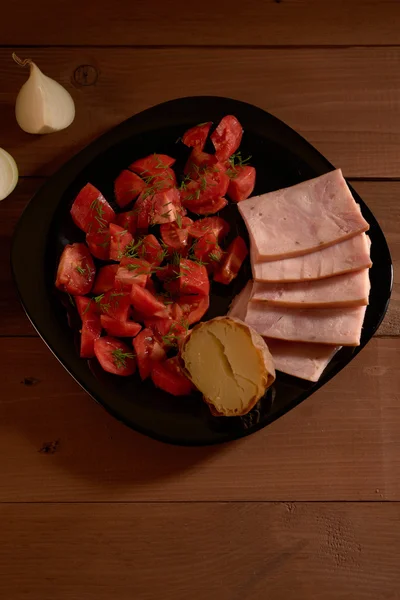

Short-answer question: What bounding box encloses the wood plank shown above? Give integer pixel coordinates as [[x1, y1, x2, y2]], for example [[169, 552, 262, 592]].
[[1, 47, 400, 177], [1, 179, 398, 336], [1, 336, 399, 502], [0, 502, 399, 600], [1, 0, 400, 46]]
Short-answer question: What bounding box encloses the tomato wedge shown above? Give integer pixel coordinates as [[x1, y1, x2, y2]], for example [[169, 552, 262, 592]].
[[187, 197, 228, 216], [181, 169, 229, 210], [115, 211, 137, 236], [135, 187, 184, 231], [165, 259, 209, 296], [100, 315, 142, 338], [86, 229, 110, 260], [94, 336, 136, 376], [70, 183, 115, 234], [189, 217, 230, 242], [213, 236, 248, 285], [129, 154, 176, 187], [56, 243, 96, 295], [160, 216, 193, 254], [133, 328, 166, 380], [75, 296, 102, 358], [109, 223, 133, 261], [182, 122, 212, 151], [184, 148, 219, 178], [114, 170, 146, 208], [130, 284, 169, 318], [139, 234, 165, 266], [193, 232, 223, 271], [151, 357, 193, 396], [227, 165, 256, 202], [94, 290, 131, 321], [211, 115, 243, 162], [115, 258, 151, 288], [177, 295, 209, 325], [92, 265, 118, 294]]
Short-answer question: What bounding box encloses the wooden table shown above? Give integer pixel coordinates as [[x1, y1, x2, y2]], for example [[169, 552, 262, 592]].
[[1, 2, 400, 598]]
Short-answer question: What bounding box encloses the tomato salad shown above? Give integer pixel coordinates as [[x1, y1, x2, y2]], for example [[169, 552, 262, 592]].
[[56, 115, 254, 396]]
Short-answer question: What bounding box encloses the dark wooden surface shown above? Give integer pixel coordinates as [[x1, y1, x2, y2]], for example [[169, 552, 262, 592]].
[[1, 2, 399, 598]]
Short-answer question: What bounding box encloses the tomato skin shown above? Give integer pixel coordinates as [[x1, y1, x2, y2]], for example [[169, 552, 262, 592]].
[[227, 165, 256, 202], [109, 223, 133, 261], [211, 115, 243, 162], [151, 357, 194, 396], [160, 217, 193, 254], [94, 336, 136, 376], [133, 328, 166, 380], [92, 265, 118, 294], [189, 217, 230, 242], [96, 290, 131, 321], [114, 170, 146, 208], [135, 187, 184, 231], [100, 315, 142, 338], [213, 236, 248, 285], [179, 259, 210, 296], [181, 169, 229, 210], [130, 284, 169, 318], [187, 197, 228, 216], [129, 154, 176, 187], [86, 229, 110, 260], [139, 234, 164, 266], [70, 183, 115, 234], [115, 211, 137, 236], [56, 243, 96, 296], [182, 122, 212, 151], [144, 317, 188, 350], [193, 232, 223, 272], [115, 258, 151, 288], [184, 148, 218, 178], [176, 294, 209, 325], [75, 296, 102, 358]]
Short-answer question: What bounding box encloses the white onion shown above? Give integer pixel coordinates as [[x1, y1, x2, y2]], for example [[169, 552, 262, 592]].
[[0, 148, 18, 201]]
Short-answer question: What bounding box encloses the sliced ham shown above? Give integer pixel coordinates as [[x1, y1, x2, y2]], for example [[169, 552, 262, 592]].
[[252, 233, 371, 282], [239, 169, 369, 261], [244, 304, 367, 346], [228, 281, 253, 319], [264, 338, 340, 382], [251, 269, 370, 308]]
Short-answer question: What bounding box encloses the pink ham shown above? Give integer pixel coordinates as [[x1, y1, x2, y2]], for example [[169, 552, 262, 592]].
[[228, 281, 253, 319], [264, 338, 340, 382], [251, 269, 370, 308], [252, 233, 371, 282], [244, 304, 367, 346], [239, 169, 369, 261]]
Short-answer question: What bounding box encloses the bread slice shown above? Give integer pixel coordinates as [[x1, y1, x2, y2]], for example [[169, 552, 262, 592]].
[[180, 316, 275, 417]]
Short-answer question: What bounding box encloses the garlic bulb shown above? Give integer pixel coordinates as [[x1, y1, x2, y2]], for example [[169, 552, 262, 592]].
[[13, 53, 75, 134], [0, 148, 18, 201]]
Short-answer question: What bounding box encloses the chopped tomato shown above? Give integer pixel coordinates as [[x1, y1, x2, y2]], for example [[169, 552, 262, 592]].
[[92, 265, 118, 294], [211, 115, 243, 162], [181, 169, 229, 209], [94, 289, 131, 321], [165, 259, 209, 296], [227, 165, 256, 202], [133, 328, 166, 380], [160, 217, 193, 254], [115, 211, 137, 236], [145, 317, 188, 350], [146, 277, 157, 295], [70, 183, 115, 234], [109, 223, 133, 261], [129, 154, 176, 187], [86, 229, 110, 260], [189, 217, 230, 242], [114, 170, 146, 208], [139, 234, 164, 266], [151, 357, 193, 396], [100, 315, 142, 338], [213, 236, 248, 285], [135, 187, 183, 231], [193, 232, 223, 271], [177, 294, 209, 325], [187, 197, 228, 215], [182, 122, 212, 151], [115, 258, 151, 288], [184, 148, 219, 178], [94, 336, 136, 376], [130, 284, 169, 318], [55, 243, 96, 295], [75, 296, 102, 358]]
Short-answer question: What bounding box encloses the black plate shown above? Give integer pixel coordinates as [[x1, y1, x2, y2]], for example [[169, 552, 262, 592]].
[[11, 96, 393, 446]]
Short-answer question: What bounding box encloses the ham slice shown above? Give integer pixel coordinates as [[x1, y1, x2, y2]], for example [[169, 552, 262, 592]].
[[252, 233, 371, 282], [244, 304, 367, 346], [239, 169, 369, 261], [251, 269, 370, 308], [228, 281, 253, 319], [264, 338, 340, 382]]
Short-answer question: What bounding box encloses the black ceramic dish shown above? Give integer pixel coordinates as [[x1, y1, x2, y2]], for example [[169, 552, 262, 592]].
[[12, 96, 392, 445]]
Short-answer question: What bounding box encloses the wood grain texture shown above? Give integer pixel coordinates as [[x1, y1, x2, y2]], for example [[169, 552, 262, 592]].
[[1, 47, 400, 177], [1, 336, 399, 502], [1, 0, 400, 46], [1, 502, 399, 600], [1, 179, 397, 336]]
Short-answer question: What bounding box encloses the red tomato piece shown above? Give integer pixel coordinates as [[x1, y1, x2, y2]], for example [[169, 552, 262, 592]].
[[213, 236, 248, 285], [129, 154, 176, 187], [181, 169, 229, 209], [160, 216, 193, 254], [115, 258, 151, 289], [139, 234, 165, 266], [171, 259, 210, 296], [146, 318, 188, 350], [187, 197, 228, 216], [95, 290, 131, 321], [189, 217, 230, 242], [92, 265, 118, 294], [193, 232, 223, 272], [146, 277, 157, 295], [211, 115, 243, 162], [114, 170, 146, 208], [74, 296, 102, 358], [109, 223, 133, 262], [133, 328, 166, 380], [70, 183, 115, 234], [55, 243, 96, 296], [227, 165, 256, 202], [100, 315, 142, 338], [130, 283, 169, 318], [86, 229, 110, 260], [135, 187, 184, 231], [94, 336, 136, 376], [115, 211, 137, 236], [176, 295, 209, 325], [184, 148, 219, 178], [182, 122, 212, 151], [151, 357, 193, 396]]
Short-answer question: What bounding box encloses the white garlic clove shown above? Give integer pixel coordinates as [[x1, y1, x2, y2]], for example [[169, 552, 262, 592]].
[[13, 54, 75, 135], [0, 148, 18, 201]]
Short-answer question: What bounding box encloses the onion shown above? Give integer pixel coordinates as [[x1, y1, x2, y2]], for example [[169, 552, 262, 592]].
[[0, 148, 18, 201]]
